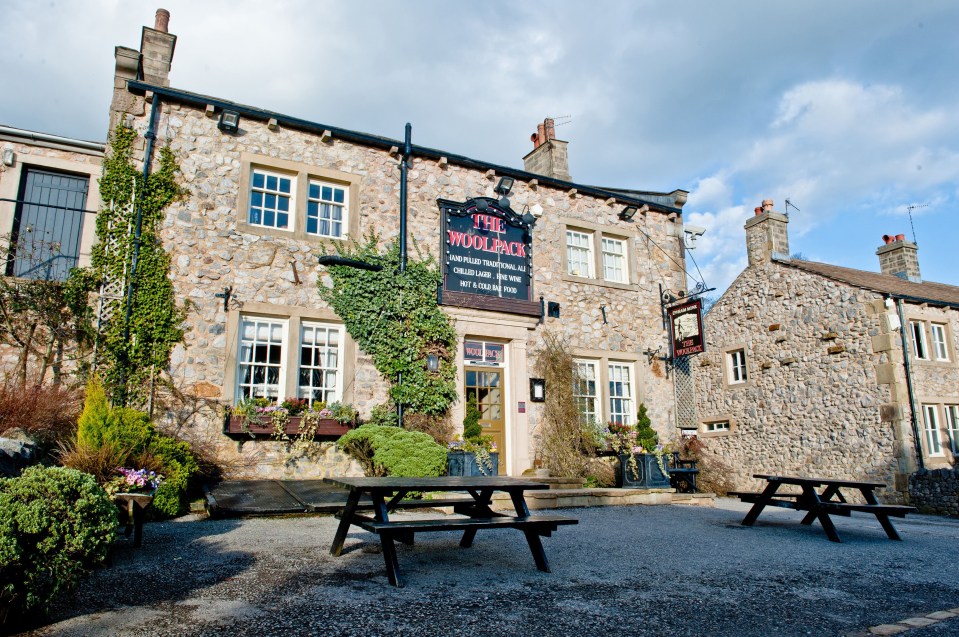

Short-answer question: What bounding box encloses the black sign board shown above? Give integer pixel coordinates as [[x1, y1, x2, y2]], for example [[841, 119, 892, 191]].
[[438, 197, 540, 316], [668, 298, 705, 357]]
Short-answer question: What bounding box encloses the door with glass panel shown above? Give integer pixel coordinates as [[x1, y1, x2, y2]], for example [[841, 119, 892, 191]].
[[464, 367, 506, 473]]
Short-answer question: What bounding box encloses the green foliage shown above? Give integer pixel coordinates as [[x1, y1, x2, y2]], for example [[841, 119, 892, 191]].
[[146, 436, 199, 518], [462, 396, 483, 442], [337, 424, 447, 477], [72, 125, 187, 406], [0, 466, 117, 622], [318, 233, 457, 416], [635, 403, 658, 451], [365, 403, 399, 427]]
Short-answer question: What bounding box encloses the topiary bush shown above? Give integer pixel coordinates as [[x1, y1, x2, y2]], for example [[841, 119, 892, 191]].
[[0, 466, 117, 628], [337, 424, 447, 477]]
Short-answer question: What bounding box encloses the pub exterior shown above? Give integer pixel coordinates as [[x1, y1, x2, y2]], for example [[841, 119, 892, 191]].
[[106, 13, 692, 477]]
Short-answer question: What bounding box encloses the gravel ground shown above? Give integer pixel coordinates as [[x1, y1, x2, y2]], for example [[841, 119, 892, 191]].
[[15, 499, 959, 637]]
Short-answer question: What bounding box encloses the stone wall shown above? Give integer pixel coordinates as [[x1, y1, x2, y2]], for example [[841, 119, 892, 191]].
[[111, 92, 687, 478], [909, 468, 959, 516]]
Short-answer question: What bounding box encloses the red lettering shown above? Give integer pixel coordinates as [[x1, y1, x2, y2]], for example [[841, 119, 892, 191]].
[[473, 214, 505, 234]]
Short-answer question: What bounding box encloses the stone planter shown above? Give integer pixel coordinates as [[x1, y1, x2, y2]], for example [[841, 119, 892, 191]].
[[447, 450, 499, 476], [616, 453, 670, 489], [225, 415, 353, 438]]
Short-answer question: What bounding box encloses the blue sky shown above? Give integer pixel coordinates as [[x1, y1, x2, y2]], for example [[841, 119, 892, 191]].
[[2, 1, 957, 295]]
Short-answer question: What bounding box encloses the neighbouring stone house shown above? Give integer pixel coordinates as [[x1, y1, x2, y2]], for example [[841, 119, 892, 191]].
[[696, 199, 959, 503], [100, 11, 693, 478], [0, 124, 104, 379]]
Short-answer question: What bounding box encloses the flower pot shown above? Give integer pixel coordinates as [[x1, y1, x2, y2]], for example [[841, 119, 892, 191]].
[[616, 453, 670, 489], [225, 415, 354, 437], [447, 451, 499, 476]]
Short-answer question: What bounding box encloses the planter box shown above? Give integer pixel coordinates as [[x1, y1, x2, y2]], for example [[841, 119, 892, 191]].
[[225, 415, 353, 438], [447, 451, 499, 476], [616, 453, 671, 489]]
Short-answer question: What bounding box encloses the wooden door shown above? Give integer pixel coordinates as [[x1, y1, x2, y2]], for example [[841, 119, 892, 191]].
[[464, 366, 505, 474]]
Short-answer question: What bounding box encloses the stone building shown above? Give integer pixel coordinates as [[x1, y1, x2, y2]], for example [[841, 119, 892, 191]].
[[100, 11, 692, 477], [696, 199, 959, 502]]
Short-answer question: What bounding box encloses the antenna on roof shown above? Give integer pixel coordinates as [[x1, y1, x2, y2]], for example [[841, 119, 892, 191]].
[[784, 198, 800, 216], [548, 115, 572, 127], [905, 203, 927, 245]]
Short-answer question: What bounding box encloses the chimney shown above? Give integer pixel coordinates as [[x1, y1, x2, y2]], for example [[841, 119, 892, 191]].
[[876, 234, 921, 282], [744, 199, 790, 266], [522, 117, 571, 182], [139, 9, 177, 86]]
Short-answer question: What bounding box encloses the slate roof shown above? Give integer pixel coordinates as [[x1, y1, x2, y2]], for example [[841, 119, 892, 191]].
[[774, 257, 959, 308]]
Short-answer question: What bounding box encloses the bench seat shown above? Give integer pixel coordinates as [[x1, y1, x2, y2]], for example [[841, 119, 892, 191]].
[[355, 514, 578, 536], [818, 502, 916, 517]]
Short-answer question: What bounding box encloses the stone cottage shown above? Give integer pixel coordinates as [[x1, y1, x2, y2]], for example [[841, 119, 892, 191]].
[[101, 11, 693, 478], [696, 200, 959, 502]]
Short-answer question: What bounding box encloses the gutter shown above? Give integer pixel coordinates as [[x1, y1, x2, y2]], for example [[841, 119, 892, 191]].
[[894, 297, 925, 471], [0, 124, 105, 153], [125, 80, 684, 215]]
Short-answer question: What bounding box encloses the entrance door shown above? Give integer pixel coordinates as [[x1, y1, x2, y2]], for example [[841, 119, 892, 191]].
[[464, 366, 505, 474]]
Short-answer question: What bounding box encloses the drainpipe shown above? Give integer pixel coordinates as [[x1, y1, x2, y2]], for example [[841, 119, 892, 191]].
[[397, 123, 411, 427], [895, 297, 925, 471], [120, 95, 162, 404]]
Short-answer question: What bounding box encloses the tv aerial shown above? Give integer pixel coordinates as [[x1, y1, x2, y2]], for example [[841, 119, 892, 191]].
[[905, 203, 927, 245], [784, 198, 800, 216]]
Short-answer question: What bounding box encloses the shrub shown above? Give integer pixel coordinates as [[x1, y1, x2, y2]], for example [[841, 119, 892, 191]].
[[0, 466, 117, 627], [0, 382, 82, 446], [634, 404, 659, 451], [338, 425, 447, 477]]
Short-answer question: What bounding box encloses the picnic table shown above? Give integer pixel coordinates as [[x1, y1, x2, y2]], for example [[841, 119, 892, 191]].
[[325, 476, 578, 587], [732, 474, 916, 543]]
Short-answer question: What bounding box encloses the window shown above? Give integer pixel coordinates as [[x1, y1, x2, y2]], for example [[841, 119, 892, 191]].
[[922, 404, 943, 456], [297, 323, 342, 405], [704, 421, 730, 433], [930, 323, 949, 361], [910, 321, 928, 360], [566, 230, 594, 278], [946, 405, 959, 455], [307, 181, 347, 238], [249, 169, 293, 230], [601, 237, 627, 283], [607, 363, 634, 425], [573, 360, 599, 424], [237, 317, 286, 401], [727, 349, 748, 385]]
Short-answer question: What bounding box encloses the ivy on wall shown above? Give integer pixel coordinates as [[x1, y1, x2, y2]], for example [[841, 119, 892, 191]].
[[318, 233, 458, 416], [71, 125, 186, 406]]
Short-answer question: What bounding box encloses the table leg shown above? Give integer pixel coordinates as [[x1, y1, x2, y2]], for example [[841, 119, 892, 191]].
[[460, 488, 496, 547], [815, 509, 842, 542], [508, 489, 551, 572], [330, 489, 362, 557], [130, 501, 146, 549], [861, 488, 902, 541], [380, 532, 404, 587], [741, 481, 781, 526], [800, 485, 826, 525]]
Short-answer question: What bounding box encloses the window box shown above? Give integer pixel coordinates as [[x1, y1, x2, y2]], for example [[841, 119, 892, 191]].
[[224, 415, 354, 438], [616, 453, 671, 489]]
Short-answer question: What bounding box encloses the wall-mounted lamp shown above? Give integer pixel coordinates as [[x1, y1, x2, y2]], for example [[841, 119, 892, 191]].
[[2, 146, 15, 167], [426, 354, 440, 373], [547, 301, 561, 318], [217, 110, 240, 133], [619, 205, 638, 221], [529, 378, 546, 402], [495, 176, 514, 209]]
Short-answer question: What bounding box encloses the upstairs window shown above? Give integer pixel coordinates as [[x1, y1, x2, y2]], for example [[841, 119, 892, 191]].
[[249, 170, 293, 230], [307, 181, 347, 238], [910, 321, 928, 360], [727, 349, 748, 385], [930, 323, 949, 361], [566, 230, 594, 278], [601, 237, 627, 283]]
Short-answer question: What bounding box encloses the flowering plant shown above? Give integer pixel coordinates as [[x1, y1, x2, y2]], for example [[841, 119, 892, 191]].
[[104, 467, 164, 496]]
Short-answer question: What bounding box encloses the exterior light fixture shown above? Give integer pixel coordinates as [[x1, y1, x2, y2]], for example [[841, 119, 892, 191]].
[[426, 354, 440, 373], [529, 378, 546, 402], [494, 177, 514, 197], [217, 110, 240, 133], [317, 254, 384, 271], [619, 205, 638, 221]]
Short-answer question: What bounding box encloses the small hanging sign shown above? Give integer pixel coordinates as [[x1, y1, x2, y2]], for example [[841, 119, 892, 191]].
[[668, 298, 705, 357]]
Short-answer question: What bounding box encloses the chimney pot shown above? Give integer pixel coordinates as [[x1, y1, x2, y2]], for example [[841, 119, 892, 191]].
[[754, 207, 762, 216], [155, 8, 170, 32], [882, 234, 893, 244], [895, 233, 905, 242]]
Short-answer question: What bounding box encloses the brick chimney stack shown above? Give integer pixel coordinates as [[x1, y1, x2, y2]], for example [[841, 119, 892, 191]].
[[744, 199, 790, 266], [876, 234, 921, 282], [523, 117, 571, 182]]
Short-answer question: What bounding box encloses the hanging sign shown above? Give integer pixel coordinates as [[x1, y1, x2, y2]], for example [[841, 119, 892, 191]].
[[668, 298, 705, 357], [438, 197, 540, 316]]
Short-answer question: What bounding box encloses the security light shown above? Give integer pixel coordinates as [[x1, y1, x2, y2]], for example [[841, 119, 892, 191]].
[[218, 110, 240, 133]]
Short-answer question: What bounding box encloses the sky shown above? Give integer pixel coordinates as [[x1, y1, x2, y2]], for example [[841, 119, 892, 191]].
[[2, 0, 958, 297]]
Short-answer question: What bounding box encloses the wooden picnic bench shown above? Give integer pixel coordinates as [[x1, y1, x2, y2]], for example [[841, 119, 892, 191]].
[[667, 453, 699, 493], [734, 474, 916, 543], [325, 476, 578, 587]]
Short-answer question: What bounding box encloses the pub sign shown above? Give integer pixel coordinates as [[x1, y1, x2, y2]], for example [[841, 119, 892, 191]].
[[437, 197, 540, 316], [668, 298, 705, 358]]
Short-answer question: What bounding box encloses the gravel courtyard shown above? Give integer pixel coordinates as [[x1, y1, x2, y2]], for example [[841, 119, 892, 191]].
[[19, 499, 959, 637]]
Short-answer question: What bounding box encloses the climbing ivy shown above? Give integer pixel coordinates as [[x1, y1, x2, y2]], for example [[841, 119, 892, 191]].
[[318, 232, 458, 416], [70, 125, 186, 406]]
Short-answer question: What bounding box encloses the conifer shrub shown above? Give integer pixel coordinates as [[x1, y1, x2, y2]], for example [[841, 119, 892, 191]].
[[0, 466, 117, 628], [337, 424, 447, 477]]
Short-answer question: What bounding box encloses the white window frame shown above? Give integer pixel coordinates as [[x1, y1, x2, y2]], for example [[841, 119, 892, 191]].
[[601, 237, 627, 283], [946, 405, 959, 455], [922, 404, 944, 457], [566, 230, 594, 278], [607, 362, 635, 425], [573, 359, 600, 425], [704, 421, 730, 433], [297, 322, 344, 406], [248, 169, 294, 232], [307, 180, 348, 239], [727, 349, 748, 385], [930, 323, 949, 361], [236, 317, 288, 403], [910, 321, 928, 360]]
